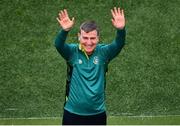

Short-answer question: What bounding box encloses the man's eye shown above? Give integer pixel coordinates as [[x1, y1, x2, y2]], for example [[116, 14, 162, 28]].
[[90, 38, 96, 40]]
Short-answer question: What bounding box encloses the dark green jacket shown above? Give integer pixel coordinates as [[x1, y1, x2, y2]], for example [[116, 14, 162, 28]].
[[55, 28, 125, 115]]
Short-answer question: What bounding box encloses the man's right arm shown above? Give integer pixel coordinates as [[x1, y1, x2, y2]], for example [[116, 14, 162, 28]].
[[55, 9, 75, 60], [54, 29, 73, 60]]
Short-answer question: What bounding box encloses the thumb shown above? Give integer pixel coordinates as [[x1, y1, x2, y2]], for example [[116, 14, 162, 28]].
[[72, 17, 75, 22], [111, 19, 115, 26]]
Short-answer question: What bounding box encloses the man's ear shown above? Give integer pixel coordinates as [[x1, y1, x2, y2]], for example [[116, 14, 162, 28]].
[[78, 33, 81, 41], [97, 36, 100, 43]]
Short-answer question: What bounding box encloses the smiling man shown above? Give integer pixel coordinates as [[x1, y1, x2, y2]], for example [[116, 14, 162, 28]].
[[55, 7, 126, 125], [78, 21, 99, 56]]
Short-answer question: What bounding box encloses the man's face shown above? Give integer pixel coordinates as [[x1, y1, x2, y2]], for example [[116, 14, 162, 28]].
[[78, 29, 99, 55]]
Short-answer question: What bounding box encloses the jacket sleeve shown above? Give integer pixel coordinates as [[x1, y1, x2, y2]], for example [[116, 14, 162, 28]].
[[54, 29, 75, 60], [100, 28, 126, 61]]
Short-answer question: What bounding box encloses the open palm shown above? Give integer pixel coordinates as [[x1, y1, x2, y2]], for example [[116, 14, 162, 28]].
[[111, 7, 125, 29], [57, 9, 75, 31]]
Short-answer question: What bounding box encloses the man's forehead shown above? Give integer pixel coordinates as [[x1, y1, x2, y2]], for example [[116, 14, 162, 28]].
[[80, 30, 98, 36]]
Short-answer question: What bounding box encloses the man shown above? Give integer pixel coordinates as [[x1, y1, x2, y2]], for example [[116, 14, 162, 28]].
[[55, 7, 126, 125]]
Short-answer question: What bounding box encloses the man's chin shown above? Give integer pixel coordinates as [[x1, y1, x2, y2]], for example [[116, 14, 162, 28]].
[[85, 49, 93, 55]]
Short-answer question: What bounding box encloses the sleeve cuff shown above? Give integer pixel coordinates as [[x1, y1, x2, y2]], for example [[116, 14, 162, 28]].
[[60, 29, 69, 36], [117, 27, 125, 35]]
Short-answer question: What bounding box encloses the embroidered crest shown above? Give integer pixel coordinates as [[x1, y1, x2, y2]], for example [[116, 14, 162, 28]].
[[78, 59, 82, 64], [93, 56, 99, 64]]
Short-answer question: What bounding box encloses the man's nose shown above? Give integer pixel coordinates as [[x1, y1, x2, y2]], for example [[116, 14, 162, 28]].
[[87, 39, 92, 44]]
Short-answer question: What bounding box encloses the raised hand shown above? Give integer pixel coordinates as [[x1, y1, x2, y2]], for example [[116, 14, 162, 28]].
[[111, 7, 125, 29], [57, 9, 75, 31]]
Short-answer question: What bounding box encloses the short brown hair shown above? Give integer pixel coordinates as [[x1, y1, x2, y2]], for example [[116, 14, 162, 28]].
[[79, 20, 100, 36]]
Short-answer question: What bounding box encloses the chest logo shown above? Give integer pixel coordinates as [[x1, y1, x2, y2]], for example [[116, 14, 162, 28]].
[[93, 56, 99, 65], [78, 59, 82, 64]]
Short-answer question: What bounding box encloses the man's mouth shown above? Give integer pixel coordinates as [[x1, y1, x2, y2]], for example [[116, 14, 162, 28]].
[[85, 46, 93, 49]]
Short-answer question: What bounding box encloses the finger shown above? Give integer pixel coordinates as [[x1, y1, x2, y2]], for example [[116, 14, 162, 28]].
[[71, 17, 75, 26], [121, 9, 124, 17], [58, 12, 61, 20], [111, 19, 115, 26], [60, 10, 65, 19], [118, 7, 121, 15], [59, 12, 63, 20], [64, 9, 69, 18], [56, 17, 61, 24], [114, 7, 118, 15], [111, 9, 116, 18], [71, 17, 75, 22], [57, 17, 64, 27]]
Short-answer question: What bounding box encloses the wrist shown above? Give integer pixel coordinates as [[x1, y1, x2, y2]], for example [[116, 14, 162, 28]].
[[117, 27, 125, 34], [63, 28, 71, 31], [116, 26, 125, 30], [61, 29, 69, 35]]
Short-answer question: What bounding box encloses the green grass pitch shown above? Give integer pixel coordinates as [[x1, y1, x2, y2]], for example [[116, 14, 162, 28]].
[[0, 0, 180, 125]]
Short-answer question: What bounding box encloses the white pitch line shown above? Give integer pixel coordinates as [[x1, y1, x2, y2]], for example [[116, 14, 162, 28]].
[[0, 117, 60, 120], [108, 115, 180, 118], [1, 115, 180, 120], [0, 125, 61, 126]]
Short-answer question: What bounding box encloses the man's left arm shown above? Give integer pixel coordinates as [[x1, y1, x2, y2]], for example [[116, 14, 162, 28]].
[[106, 27, 126, 60], [100, 7, 126, 60]]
